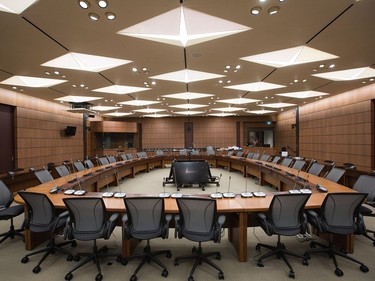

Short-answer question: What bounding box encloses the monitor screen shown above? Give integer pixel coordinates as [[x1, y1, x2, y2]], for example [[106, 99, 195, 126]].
[[281, 151, 288, 157], [173, 161, 209, 185], [65, 126, 77, 136]]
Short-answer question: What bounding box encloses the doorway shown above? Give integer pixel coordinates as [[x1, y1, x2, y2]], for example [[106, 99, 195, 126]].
[[0, 104, 15, 173]]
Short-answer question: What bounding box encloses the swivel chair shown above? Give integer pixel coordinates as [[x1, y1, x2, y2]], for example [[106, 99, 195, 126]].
[[63, 197, 121, 281], [352, 175, 375, 246], [271, 155, 281, 164], [18, 191, 76, 273], [84, 159, 95, 169], [98, 156, 109, 165], [325, 167, 346, 183], [291, 159, 306, 171], [280, 157, 293, 167], [123, 197, 172, 281], [55, 164, 71, 177], [34, 168, 54, 184], [107, 155, 117, 163], [306, 162, 325, 176], [0, 180, 24, 244], [304, 192, 369, 277], [73, 161, 86, 172], [174, 197, 225, 281], [256, 193, 311, 278]]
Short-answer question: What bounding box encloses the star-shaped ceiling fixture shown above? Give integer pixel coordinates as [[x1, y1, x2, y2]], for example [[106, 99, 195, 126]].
[[117, 6, 251, 47]]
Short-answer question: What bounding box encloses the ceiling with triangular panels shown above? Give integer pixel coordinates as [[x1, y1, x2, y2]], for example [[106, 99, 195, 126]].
[[0, 0, 374, 118]]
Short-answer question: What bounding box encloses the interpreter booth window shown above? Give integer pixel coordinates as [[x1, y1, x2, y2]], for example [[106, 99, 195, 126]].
[[95, 132, 135, 149], [248, 130, 274, 147]]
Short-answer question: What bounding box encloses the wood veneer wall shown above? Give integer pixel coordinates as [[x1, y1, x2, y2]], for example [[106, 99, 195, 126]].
[[0, 89, 84, 169], [276, 84, 375, 171]]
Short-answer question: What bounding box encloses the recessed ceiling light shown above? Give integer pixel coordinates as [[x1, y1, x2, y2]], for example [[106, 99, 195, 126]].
[[268, 6, 279, 15], [89, 13, 100, 21], [142, 114, 171, 118], [150, 69, 224, 83], [212, 107, 245, 112], [162, 92, 214, 100], [93, 85, 150, 95], [246, 109, 276, 115], [276, 90, 329, 99], [260, 102, 296, 108], [91, 106, 118, 111], [117, 100, 160, 106], [105, 112, 134, 117], [312, 67, 375, 81], [174, 111, 204, 116], [217, 98, 261, 105], [55, 96, 102, 103], [105, 12, 116, 20], [208, 113, 236, 117], [329, 64, 335, 68], [0, 75, 67, 88], [0, 0, 39, 14], [169, 104, 207, 109], [78, 0, 90, 9], [225, 81, 285, 92], [251, 7, 261, 15], [97, 0, 108, 8], [133, 108, 166, 113]]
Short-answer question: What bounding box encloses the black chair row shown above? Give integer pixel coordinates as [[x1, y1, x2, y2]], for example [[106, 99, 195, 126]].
[[17, 194, 225, 281]]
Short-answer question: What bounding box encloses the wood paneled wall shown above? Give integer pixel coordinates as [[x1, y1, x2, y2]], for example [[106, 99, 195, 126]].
[[0, 89, 84, 170], [274, 109, 297, 155], [277, 84, 375, 171]]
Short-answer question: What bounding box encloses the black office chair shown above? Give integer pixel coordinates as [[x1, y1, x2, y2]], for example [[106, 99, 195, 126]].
[[63, 197, 121, 281], [73, 161, 86, 172], [55, 164, 71, 177], [280, 157, 293, 167], [107, 155, 117, 163], [255, 193, 311, 278], [122, 197, 172, 281], [291, 159, 306, 171], [0, 180, 24, 244], [260, 154, 270, 161], [325, 167, 346, 183], [271, 155, 281, 164], [352, 175, 375, 246], [18, 191, 76, 273], [34, 168, 54, 184], [307, 162, 325, 176], [84, 159, 95, 169], [98, 156, 110, 165], [174, 197, 225, 281], [304, 192, 369, 277]]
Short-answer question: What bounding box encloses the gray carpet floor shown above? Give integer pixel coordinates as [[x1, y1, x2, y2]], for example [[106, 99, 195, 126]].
[[1, 167, 374, 281]]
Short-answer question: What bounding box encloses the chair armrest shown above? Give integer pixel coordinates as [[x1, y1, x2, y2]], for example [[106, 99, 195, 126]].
[[122, 214, 130, 239], [256, 212, 272, 235], [306, 209, 324, 233], [54, 210, 70, 231], [174, 214, 180, 238], [109, 213, 119, 223], [105, 212, 119, 239], [218, 215, 226, 227]]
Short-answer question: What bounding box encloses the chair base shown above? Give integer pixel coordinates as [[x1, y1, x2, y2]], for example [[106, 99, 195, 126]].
[[304, 240, 369, 277], [256, 239, 308, 279], [0, 224, 24, 244], [21, 237, 76, 273], [174, 243, 224, 281], [125, 242, 171, 281], [65, 241, 121, 281]]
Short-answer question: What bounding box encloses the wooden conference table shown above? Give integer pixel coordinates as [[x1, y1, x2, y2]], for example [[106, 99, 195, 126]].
[[14, 155, 356, 263]]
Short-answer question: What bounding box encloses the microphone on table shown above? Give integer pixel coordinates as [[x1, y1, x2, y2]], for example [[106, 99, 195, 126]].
[[45, 165, 60, 194], [241, 173, 253, 198], [223, 176, 235, 198], [253, 174, 266, 197], [159, 167, 172, 198], [300, 175, 312, 194], [73, 174, 85, 196], [289, 170, 302, 194], [113, 169, 126, 198], [316, 170, 329, 193], [211, 174, 223, 199], [102, 175, 114, 197]]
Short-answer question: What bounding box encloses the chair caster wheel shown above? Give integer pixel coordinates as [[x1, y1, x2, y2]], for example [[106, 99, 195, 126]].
[[74, 255, 81, 261], [216, 253, 221, 260], [95, 273, 103, 281], [21, 256, 29, 263], [162, 269, 168, 277], [288, 271, 295, 279], [360, 264, 369, 272], [335, 268, 343, 277], [192, 246, 197, 254], [130, 274, 137, 281], [255, 244, 261, 251], [65, 273, 73, 280], [166, 252, 172, 258], [188, 275, 194, 281], [304, 253, 310, 260], [174, 260, 179, 266], [257, 261, 264, 267], [71, 241, 77, 247], [218, 271, 224, 279], [32, 265, 41, 274], [67, 254, 74, 261], [302, 258, 308, 266], [309, 241, 316, 248]]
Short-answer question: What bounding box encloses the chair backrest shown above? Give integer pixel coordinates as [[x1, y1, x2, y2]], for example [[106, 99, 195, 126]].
[[292, 159, 306, 171], [269, 193, 310, 234], [319, 192, 366, 234], [55, 164, 70, 177], [325, 167, 345, 183], [34, 168, 54, 184], [107, 155, 117, 163], [247, 152, 254, 159], [191, 149, 200, 156], [206, 146, 215, 156], [98, 157, 109, 165], [251, 153, 259, 160], [280, 157, 293, 167], [271, 156, 281, 164], [0, 180, 12, 209], [18, 192, 56, 232], [236, 151, 243, 157], [176, 197, 219, 242], [307, 162, 325, 176], [352, 175, 375, 202], [156, 150, 164, 156], [84, 159, 95, 169], [63, 197, 109, 240], [74, 161, 86, 172], [126, 153, 134, 160], [124, 197, 167, 239], [260, 154, 270, 162], [119, 154, 127, 161], [227, 150, 233, 156]]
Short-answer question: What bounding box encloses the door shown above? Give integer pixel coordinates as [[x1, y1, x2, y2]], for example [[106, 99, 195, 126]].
[[0, 104, 15, 173]]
